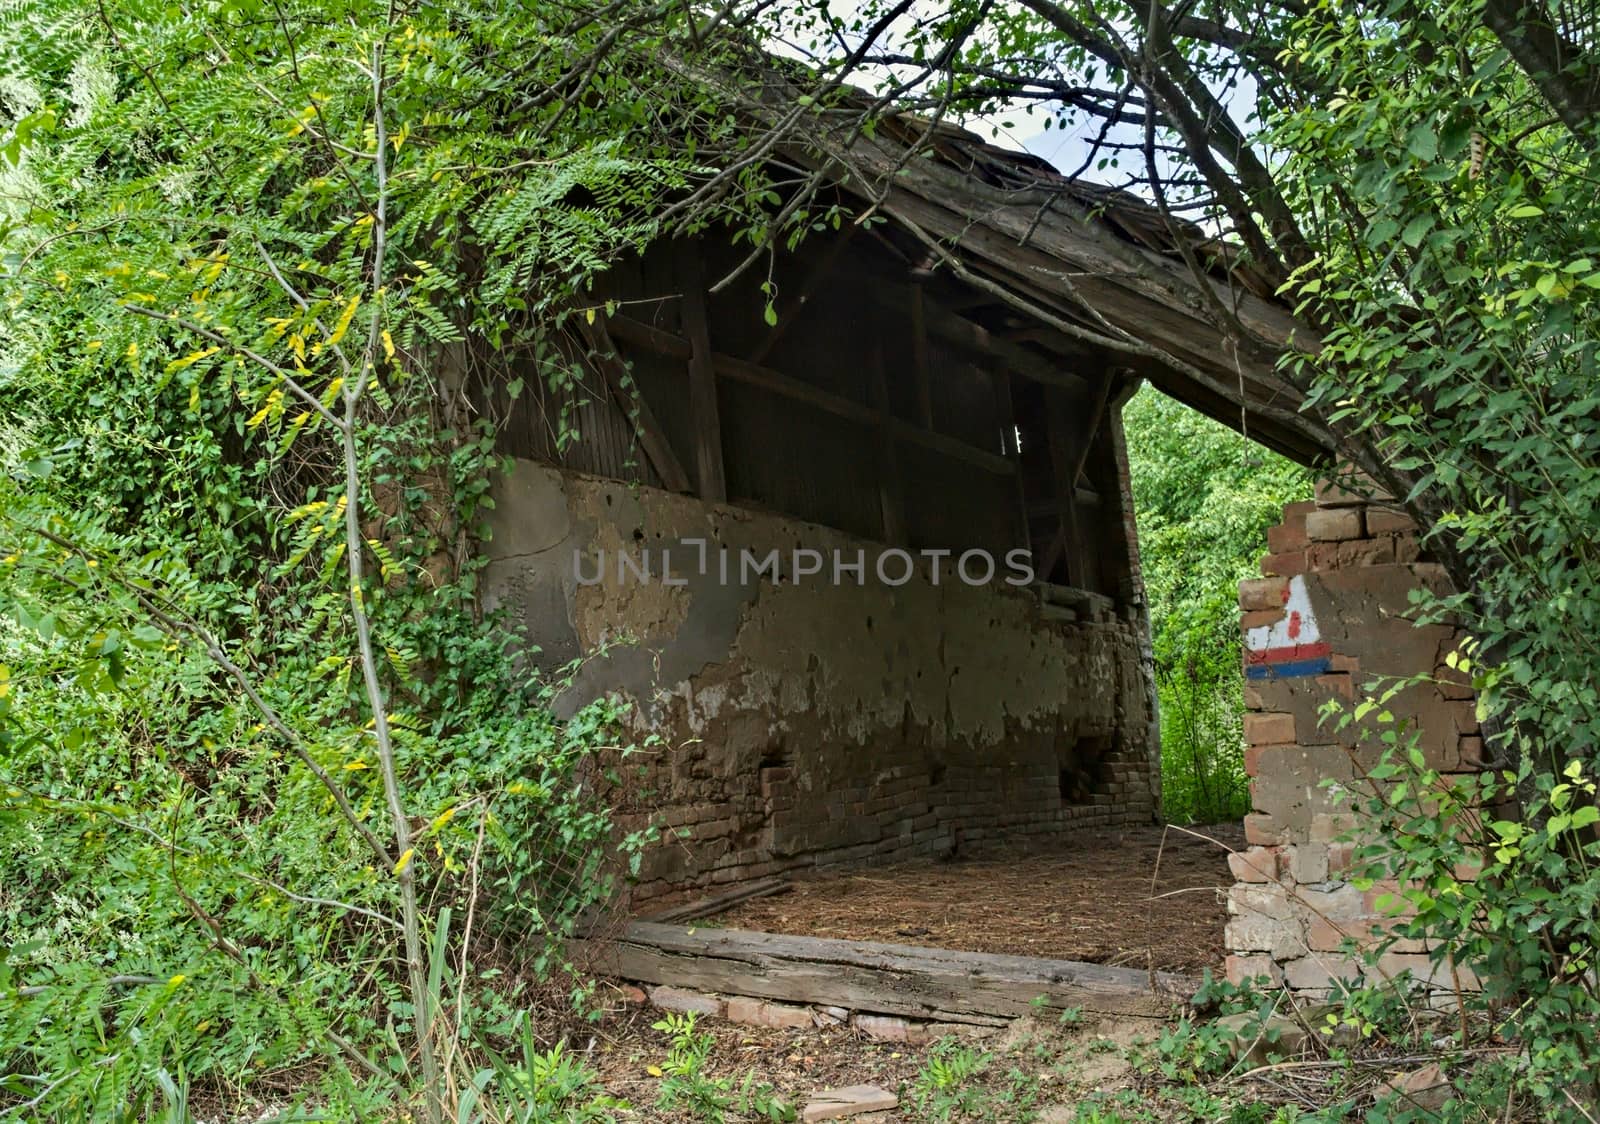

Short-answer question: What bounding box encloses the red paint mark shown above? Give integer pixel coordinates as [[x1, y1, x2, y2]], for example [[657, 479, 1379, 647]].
[[1281, 586, 1291, 604], [1287, 611, 1302, 640], [1246, 642, 1332, 666]]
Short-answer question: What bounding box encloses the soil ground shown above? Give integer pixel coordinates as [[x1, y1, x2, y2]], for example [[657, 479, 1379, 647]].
[[584, 996, 1164, 1123], [708, 824, 1243, 974]]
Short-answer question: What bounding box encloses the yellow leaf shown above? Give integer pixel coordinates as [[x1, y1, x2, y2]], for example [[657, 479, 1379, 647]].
[[585, 307, 596, 324], [327, 294, 360, 347], [647, 1066, 663, 1078], [343, 760, 368, 771], [394, 848, 415, 874], [86, 340, 102, 350], [246, 388, 283, 428], [430, 807, 456, 832], [165, 346, 220, 373], [125, 341, 139, 360], [168, 974, 187, 987], [381, 330, 396, 362], [0, 666, 9, 699]]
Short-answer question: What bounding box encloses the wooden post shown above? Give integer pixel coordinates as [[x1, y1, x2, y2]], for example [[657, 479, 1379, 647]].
[[910, 285, 934, 430], [679, 250, 727, 503], [991, 367, 1030, 552], [1044, 385, 1086, 587], [869, 340, 907, 544]]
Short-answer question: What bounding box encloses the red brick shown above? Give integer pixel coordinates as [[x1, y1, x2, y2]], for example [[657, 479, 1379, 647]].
[[1308, 536, 1395, 569], [1315, 673, 1354, 700], [1306, 507, 1365, 542], [1365, 506, 1415, 535], [727, 996, 814, 1030], [1241, 608, 1283, 630], [852, 1014, 913, 1042], [1239, 577, 1289, 611], [1225, 954, 1283, 986], [1283, 954, 1359, 992], [1244, 813, 1284, 845], [1327, 842, 1356, 875], [1260, 550, 1307, 576], [1245, 712, 1296, 746], [1244, 743, 1292, 777], [1228, 847, 1281, 883], [650, 986, 724, 1018], [1267, 522, 1309, 553]]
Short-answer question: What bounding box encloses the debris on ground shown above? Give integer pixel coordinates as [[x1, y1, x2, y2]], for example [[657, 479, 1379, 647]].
[[801, 1084, 900, 1121]]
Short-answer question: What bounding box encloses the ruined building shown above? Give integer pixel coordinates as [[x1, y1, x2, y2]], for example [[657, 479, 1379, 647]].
[[477, 114, 1343, 905]]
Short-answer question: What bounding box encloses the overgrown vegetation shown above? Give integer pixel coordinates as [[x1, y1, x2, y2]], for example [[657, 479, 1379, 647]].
[[1122, 389, 1307, 824], [0, 0, 781, 1117], [5, 0, 1600, 1117]]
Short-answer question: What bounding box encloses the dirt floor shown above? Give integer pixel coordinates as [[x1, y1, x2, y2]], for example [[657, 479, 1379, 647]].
[[708, 824, 1242, 974]]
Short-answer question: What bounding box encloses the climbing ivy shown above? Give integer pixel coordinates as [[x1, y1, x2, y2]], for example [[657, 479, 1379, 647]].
[[0, 0, 783, 1116]]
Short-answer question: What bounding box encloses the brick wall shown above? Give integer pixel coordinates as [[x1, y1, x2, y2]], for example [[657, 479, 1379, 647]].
[[1226, 481, 1480, 995]]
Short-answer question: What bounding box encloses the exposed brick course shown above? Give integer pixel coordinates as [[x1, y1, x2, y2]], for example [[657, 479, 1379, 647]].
[[1232, 480, 1481, 996]]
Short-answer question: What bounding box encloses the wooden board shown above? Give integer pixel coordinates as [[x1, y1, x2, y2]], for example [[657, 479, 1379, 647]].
[[583, 922, 1194, 1023], [642, 878, 790, 925]]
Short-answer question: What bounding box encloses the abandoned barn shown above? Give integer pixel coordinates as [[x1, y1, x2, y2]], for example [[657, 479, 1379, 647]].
[[478, 114, 1475, 1006]]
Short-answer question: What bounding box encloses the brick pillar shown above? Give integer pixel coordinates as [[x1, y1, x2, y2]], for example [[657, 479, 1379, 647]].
[[1225, 480, 1480, 995]]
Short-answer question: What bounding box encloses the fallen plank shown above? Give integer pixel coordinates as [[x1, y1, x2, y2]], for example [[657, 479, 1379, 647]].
[[581, 922, 1195, 1023], [642, 877, 790, 925]]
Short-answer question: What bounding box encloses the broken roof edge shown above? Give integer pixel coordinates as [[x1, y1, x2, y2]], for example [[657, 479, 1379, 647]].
[[817, 126, 1335, 465], [651, 48, 1335, 464]]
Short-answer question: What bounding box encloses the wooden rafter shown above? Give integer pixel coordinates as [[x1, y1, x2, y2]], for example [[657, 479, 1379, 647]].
[[576, 315, 692, 494], [604, 313, 1016, 477]]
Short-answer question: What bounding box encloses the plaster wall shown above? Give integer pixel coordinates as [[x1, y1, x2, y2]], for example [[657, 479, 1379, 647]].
[[483, 460, 1161, 900]]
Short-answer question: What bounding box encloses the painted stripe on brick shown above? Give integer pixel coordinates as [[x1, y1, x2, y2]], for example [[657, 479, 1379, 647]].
[[1245, 641, 1333, 666], [1246, 657, 1332, 680]]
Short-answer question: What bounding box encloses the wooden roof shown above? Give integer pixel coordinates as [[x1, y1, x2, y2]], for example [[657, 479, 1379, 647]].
[[790, 110, 1333, 465]]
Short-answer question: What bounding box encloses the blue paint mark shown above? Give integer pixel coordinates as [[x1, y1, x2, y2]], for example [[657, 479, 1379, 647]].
[[1245, 657, 1332, 680]]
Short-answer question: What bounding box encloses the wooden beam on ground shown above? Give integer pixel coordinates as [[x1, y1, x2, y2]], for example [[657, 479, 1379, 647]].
[[643, 878, 791, 925], [578, 316, 692, 494], [584, 923, 1193, 1022], [679, 253, 727, 503]]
